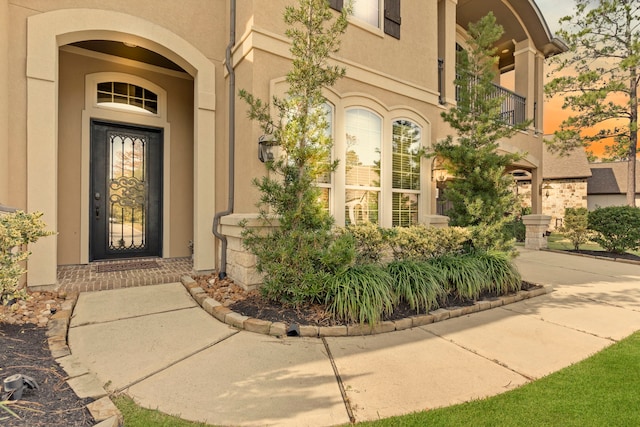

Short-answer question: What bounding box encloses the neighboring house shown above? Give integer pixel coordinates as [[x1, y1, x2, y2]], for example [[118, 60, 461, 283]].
[[518, 145, 594, 230], [587, 161, 640, 209], [0, 0, 565, 288], [541, 145, 591, 229]]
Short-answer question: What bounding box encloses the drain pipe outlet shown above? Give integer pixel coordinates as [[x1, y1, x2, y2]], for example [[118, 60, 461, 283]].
[[212, 0, 236, 280]]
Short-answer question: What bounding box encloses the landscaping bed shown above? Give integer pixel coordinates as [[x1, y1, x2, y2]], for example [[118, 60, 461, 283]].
[[192, 273, 543, 330], [0, 321, 95, 427]]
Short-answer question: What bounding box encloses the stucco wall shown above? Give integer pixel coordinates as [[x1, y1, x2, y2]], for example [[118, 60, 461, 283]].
[[588, 194, 640, 210]]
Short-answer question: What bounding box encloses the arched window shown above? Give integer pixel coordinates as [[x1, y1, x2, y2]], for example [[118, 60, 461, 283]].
[[97, 81, 158, 114]]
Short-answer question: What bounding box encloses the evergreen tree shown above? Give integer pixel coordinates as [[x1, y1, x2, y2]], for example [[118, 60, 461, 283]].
[[239, 0, 353, 305], [546, 0, 640, 206], [432, 12, 528, 252]]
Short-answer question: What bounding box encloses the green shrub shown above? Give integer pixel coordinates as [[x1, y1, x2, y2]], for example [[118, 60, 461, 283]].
[[337, 222, 388, 264], [325, 264, 395, 325], [588, 206, 640, 254], [387, 225, 470, 261], [560, 207, 591, 250], [386, 261, 445, 313], [245, 228, 354, 306], [1, 211, 54, 304]]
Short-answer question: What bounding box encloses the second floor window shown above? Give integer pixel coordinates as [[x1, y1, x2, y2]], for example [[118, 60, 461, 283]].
[[353, 0, 380, 28]]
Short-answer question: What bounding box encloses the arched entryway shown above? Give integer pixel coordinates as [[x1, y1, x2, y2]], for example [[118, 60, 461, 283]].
[[26, 9, 217, 286]]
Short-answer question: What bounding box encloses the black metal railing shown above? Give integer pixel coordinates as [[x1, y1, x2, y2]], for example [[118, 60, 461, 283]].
[[438, 60, 528, 127], [491, 83, 526, 126]]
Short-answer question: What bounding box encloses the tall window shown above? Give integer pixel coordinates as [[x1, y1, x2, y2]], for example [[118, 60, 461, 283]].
[[345, 109, 381, 225], [392, 120, 421, 226], [316, 103, 334, 212]]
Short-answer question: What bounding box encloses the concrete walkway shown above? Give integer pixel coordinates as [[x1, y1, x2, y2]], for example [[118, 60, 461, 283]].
[[66, 249, 640, 426]]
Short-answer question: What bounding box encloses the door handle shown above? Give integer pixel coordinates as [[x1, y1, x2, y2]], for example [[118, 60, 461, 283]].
[[95, 204, 100, 220]]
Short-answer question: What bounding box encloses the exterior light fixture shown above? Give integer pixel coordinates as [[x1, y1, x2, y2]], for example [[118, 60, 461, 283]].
[[258, 134, 278, 163], [541, 182, 552, 198]]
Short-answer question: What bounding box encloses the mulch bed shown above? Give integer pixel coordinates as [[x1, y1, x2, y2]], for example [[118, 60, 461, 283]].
[[227, 280, 541, 327], [0, 323, 95, 427]]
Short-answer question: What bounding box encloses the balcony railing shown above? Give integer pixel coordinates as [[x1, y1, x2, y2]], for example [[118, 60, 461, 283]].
[[438, 59, 528, 127], [491, 83, 526, 126]]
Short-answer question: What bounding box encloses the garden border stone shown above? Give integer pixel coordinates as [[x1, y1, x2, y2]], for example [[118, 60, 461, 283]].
[[181, 275, 553, 338]]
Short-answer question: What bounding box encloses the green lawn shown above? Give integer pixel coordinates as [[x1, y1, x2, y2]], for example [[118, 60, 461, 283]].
[[547, 232, 640, 256], [113, 331, 640, 427]]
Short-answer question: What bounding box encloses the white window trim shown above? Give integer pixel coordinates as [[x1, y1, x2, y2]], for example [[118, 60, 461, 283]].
[[81, 72, 171, 264]]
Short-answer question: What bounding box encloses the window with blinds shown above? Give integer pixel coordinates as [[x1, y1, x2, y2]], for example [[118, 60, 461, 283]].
[[345, 108, 381, 225], [392, 119, 421, 226]]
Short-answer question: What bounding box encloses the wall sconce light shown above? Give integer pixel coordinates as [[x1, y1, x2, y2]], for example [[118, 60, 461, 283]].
[[258, 134, 278, 163], [541, 182, 552, 198]]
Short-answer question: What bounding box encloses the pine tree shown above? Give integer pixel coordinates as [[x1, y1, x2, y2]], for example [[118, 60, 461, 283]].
[[432, 12, 528, 252], [239, 0, 353, 305], [546, 0, 640, 206]]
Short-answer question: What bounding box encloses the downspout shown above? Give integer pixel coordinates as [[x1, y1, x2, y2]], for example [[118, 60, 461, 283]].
[[212, 0, 236, 279]]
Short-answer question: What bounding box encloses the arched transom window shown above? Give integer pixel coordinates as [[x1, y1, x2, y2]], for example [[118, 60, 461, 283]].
[[97, 81, 158, 115]]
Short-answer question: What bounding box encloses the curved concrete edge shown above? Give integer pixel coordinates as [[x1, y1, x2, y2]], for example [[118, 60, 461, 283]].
[[543, 248, 640, 266], [47, 293, 123, 427], [180, 276, 554, 338]]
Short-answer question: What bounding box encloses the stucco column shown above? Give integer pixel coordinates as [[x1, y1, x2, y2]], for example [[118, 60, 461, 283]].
[[514, 39, 536, 126], [534, 52, 545, 133], [523, 214, 551, 250], [425, 214, 449, 228], [438, 0, 458, 105], [0, 0, 8, 203]]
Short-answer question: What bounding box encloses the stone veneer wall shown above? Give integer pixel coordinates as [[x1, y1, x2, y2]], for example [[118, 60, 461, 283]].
[[517, 179, 588, 230]]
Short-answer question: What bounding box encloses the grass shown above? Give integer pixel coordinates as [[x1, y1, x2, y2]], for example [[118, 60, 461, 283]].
[[113, 395, 213, 427], [356, 331, 640, 427], [547, 232, 640, 256]]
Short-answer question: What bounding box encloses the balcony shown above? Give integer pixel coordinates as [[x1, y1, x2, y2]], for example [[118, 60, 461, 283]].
[[438, 59, 528, 127]]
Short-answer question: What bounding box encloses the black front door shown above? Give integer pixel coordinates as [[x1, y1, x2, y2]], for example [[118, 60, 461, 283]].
[[90, 120, 163, 261]]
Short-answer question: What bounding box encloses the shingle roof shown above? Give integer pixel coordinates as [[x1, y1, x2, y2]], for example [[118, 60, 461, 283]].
[[542, 145, 592, 179], [587, 160, 640, 195]]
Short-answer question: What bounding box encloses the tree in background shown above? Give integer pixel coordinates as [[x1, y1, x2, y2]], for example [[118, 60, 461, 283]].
[[545, 0, 640, 206], [239, 0, 353, 305], [431, 12, 528, 253]]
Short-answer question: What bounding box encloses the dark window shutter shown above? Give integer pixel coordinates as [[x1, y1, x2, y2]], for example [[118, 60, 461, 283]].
[[384, 0, 401, 39], [329, 0, 343, 11]]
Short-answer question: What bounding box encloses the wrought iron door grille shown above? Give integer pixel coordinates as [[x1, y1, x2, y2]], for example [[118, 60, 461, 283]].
[[108, 132, 148, 252]]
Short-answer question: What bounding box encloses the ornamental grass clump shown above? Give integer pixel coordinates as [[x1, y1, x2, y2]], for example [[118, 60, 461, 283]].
[[325, 264, 395, 325], [430, 254, 487, 302], [472, 250, 521, 295], [386, 260, 445, 313]]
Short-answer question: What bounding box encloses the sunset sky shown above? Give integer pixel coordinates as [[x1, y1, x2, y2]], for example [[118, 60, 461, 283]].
[[536, 1, 621, 158]]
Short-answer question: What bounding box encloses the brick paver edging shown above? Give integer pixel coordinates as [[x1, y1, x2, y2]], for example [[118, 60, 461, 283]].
[[47, 293, 123, 427], [180, 276, 553, 338]]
